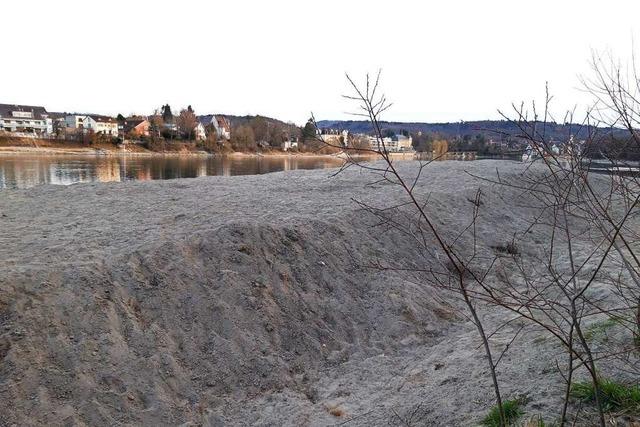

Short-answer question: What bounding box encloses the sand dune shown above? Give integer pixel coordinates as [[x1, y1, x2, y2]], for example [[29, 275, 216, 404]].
[[0, 160, 631, 426]]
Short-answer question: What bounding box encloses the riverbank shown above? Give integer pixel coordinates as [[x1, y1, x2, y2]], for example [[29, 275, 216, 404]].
[[0, 138, 206, 157], [0, 161, 628, 426], [0, 144, 354, 158], [0, 137, 391, 159]]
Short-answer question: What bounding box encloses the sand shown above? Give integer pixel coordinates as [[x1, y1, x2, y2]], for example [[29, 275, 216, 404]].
[[0, 160, 633, 426]]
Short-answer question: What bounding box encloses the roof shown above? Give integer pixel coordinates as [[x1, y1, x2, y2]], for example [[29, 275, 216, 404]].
[[64, 113, 117, 123], [124, 118, 147, 128], [87, 114, 116, 123], [216, 116, 230, 130], [0, 104, 49, 120], [195, 115, 230, 131]]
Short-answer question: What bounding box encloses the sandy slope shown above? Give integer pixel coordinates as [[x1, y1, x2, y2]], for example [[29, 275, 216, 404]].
[[0, 160, 630, 426]]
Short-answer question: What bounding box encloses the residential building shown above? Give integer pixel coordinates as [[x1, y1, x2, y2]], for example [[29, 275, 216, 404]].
[[0, 104, 53, 135], [392, 134, 413, 151], [212, 116, 231, 140], [368, 134, 414, 152], [282, 138, 299, 151], [123, 118, 150, 137], [65, 114, 119, 137], [197, 115, 231, 140], [319, 128, 349, 147], [195, 122, 206, 140], [64, 114, 85, 129], [89, 115, 119, 136], [48, 112, 67, 134]]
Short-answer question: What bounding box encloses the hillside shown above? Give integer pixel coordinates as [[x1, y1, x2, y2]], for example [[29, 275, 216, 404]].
[[316, 119, 614, 142], [198, 114, 296, 129]]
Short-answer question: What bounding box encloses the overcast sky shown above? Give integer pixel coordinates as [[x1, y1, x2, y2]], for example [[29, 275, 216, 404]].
[[2, 0, 639, 124]]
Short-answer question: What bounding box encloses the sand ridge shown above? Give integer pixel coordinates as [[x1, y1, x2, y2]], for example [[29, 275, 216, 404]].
[[0, 160, 625, 426]]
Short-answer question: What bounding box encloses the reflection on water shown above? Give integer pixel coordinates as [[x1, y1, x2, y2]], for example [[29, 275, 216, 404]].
[[0, 155, 346, 190]]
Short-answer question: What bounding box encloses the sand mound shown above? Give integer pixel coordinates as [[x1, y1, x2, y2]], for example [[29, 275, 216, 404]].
[[1, 160, 623, 426], [0, 211, 458, 426]]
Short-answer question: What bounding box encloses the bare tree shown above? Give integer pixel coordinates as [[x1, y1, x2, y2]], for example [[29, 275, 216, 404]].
[[231, 125, 256, 151], [467, 53, 640, 425], [313, 71, 509, 426], [317, 58, 640, 426], [149, 109, 164, 139], [177, 107, 198, 140]]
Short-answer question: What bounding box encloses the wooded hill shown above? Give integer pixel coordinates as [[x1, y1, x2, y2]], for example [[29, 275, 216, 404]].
[[316, 119, 618, 142]]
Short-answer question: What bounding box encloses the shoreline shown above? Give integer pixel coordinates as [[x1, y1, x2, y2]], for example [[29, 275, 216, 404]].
[[0, 145, 352, 158], [0, 146, 205, 157]]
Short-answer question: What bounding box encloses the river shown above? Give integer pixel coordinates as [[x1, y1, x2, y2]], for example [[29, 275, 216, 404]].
[[0, 154, 346, 190]]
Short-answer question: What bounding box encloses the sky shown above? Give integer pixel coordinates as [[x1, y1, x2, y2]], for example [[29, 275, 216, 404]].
[[2, 0, 639, 125]]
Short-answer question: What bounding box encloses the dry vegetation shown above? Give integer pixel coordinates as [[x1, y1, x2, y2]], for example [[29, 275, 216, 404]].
[[315, 54, 640, 426]]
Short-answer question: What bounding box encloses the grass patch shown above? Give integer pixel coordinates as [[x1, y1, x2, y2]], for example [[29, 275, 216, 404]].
[[481, 399, 524, 427], [584, 318, 618, 341], [570, 378, 640, 412]]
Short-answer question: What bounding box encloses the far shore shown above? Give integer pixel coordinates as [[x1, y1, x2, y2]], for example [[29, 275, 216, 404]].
[[0, 145, 361, 159]]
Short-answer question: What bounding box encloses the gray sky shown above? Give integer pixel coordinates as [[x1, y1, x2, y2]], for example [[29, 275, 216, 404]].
[[3, 0, 639, 124]]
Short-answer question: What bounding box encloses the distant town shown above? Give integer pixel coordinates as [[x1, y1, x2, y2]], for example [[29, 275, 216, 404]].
[[0, 102, 423, 155], [1, 102, 622, 159]]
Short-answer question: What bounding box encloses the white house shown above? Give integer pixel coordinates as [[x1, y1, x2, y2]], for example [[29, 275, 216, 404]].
[[90, 115, 119, 136], [210, 116, 231, 140], [367, 134, 414, 152], [0, 104, 53, 135], [319, 129, 349, 147], [195, 122, 206, 140], [282, 139, 299, 151], [196, 115, 232, 140], [65, 114, 119, 137]]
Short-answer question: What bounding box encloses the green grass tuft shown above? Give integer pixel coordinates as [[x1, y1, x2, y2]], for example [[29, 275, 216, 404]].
[[583, 318, 618, 341], [481, 399, 524, 427], [570, 378, 640, 412]]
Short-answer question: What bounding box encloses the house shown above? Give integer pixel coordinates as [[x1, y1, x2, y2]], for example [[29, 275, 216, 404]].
[[319, 128, 348, 146], [65, 114, 119, 137], [197, 115, 231, 140], [64, 114, 85, 129], [194, 122, 206, 140], [123, 118, 150, 137], [46, 112, 68, 137], [218, 116, 231, 140], [392, 134, 413, 151], [212, 116, 231, 140], [0, 104, 53, 135], [282, 138, 299, 151], [88, 115, 119, 136], [368, 134, 414, 152]]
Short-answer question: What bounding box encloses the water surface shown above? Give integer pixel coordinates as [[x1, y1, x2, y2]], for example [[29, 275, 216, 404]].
[[0, 155, 345, 190]]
